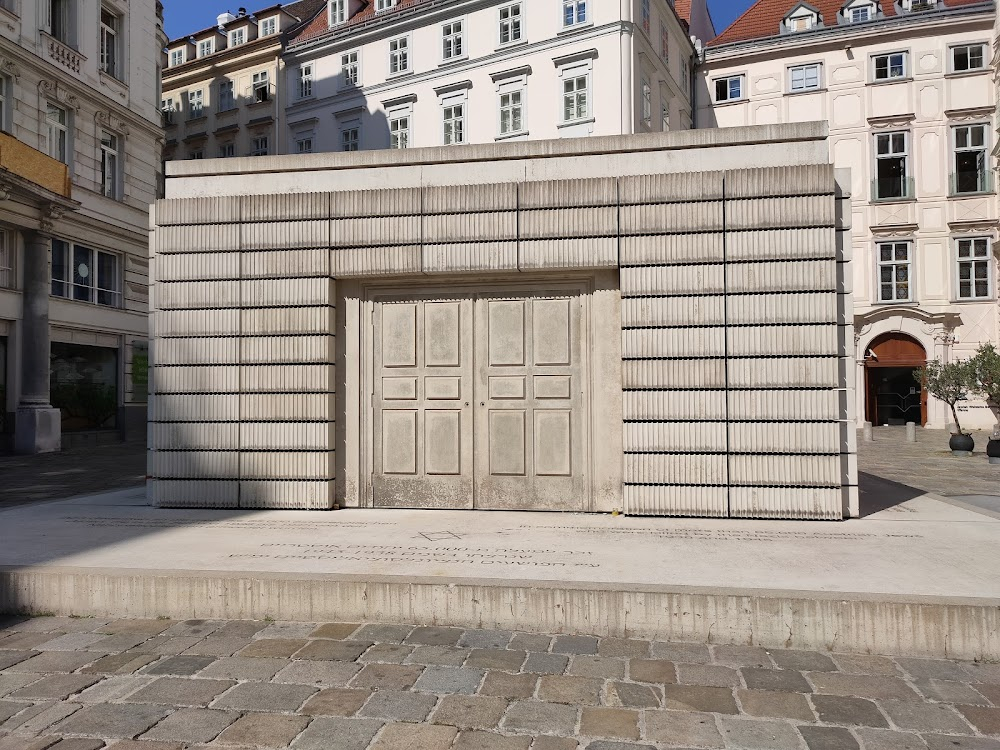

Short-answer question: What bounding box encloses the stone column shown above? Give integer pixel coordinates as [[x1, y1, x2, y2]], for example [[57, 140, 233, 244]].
[[14, 229, 61, 453]]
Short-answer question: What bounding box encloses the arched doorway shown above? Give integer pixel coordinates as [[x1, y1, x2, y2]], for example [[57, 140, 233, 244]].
[[864, 333, 927, 426]]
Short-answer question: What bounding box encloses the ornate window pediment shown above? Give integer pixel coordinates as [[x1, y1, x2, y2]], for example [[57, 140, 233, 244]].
[[38, 79, 79, 110]]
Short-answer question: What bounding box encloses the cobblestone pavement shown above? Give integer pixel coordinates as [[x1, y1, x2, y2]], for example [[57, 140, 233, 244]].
[[0, 616, 998, 750], [858, 426, 999, 501], [0, 442, 146, 509]]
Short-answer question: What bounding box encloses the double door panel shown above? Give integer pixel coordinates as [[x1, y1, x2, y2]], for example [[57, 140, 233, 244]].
[[372, 291, 585, 511]]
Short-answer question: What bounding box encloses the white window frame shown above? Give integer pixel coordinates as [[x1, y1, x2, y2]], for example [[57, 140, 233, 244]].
[[0, 229, 12, 290], [388, 105, 411, 149], [951, 43, 986, 73], [250, 135, 269, 156], [846, 2, 874, 22], [100, 7, 120, 78], [100, 130, 122, 200], [786, 10, 817, 30], [641, 74, 652, 125], [229, 27, 246, 46], [641, 0, 651, 33], [558, 60, 592, 125], [169, 48, 185, 67], [50, 240, 121, 308], [952, 123, 990, 195], [713, 74, 745, 103], [49, 0, 77, 47], [874, 130, 911, 201], [376, 0, 396, 10], [441, 19, 465, 62], [329, 0, 347, 25], [258, 16, 276, 36], [188, 89, 204, 119], [252, 70, 270, 103], [297, 63, 314, 100], [788, 62, 822, 92], [661, 101, 670, 131], [197, 37, 214, 58], [341, 123, 360, 152], [955, 237, 994, 300], [44, 102, 69, 165], [440, 89, 468, 146], [160, 97, 174, 126], [341, 50, 360, 88], [660, 22, 669, 63], [389, 35, 410, 76], [872, 51, 907, 81], [876, 240, 913, 303], [498, 2, 523, 46], [0, 75, 12, 133], [562, 0, 588, 28], [218, 79, 235, 112]]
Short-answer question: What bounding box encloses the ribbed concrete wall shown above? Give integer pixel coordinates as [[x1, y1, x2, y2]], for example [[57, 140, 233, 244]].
[[151, 163, 851, 517]]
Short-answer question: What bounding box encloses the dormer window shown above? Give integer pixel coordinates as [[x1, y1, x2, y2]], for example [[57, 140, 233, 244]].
[[229, 27, 246, 46], [376, 0, 396, 11], [329, 0, 347, 24], [259, 16, 277, 36], [902, 0, 937, 11], [783, 4, 821, 33], [169, 48, 185, 67], [197, 38, 214, 57]]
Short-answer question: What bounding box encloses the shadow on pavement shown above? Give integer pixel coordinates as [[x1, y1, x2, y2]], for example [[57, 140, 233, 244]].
[[858, 471, 925, 518]]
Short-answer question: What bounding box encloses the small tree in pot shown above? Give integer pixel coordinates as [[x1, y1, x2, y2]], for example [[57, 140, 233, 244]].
[[915, 359, 975, 455], [966, 343, 1000, 464]]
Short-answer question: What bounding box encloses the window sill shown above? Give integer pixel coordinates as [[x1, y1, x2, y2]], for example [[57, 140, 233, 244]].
[[558, 116, 595, 129], [871, 196, 916, 205], [387, 70, 414, 81], [438, 55, 468, 68], [874, 300, 917, 307], [945, 68, 989, 79], [496, 129, 529, 141], [557, 22, 594, 36], [248, 99, 273, 108], [949, 190, 995, 198], [186, 114, 208, 124], [951, 296, 996, 304], [217, 107, 239, 116], [713, 97, 747, 107], [495, 38, 527, 52], [293, 95, 315, 104], [99, 70, 128, 93], [785, 87, 826, 96], [867, 76, 912, 86]]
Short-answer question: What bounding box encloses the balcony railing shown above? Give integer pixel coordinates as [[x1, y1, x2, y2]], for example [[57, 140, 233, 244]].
[[0, 131, 71, 198], [950, 170, 994, 196], [871, 176, 915, 202]]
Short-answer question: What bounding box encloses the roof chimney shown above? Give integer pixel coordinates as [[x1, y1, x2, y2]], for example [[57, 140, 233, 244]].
[[238, 7, 247, 16], [217, 10, 236, 26]]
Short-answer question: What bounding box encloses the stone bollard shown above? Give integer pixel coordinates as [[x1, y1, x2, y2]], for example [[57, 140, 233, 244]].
[[906, 422, 916, 442], [863, 421, 873, 442]]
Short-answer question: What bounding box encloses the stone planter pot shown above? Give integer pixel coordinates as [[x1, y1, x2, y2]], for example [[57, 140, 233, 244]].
[[950, 433, 975, 457], [988, 439, 1000, 465]]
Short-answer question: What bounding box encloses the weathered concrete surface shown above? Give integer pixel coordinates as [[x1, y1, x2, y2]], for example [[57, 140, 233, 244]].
[[1, 487, 998, 660]]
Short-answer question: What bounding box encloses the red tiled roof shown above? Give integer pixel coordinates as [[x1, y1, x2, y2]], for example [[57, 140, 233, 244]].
[[710, 0, 987, 46], [675, 0, 693, 25], [293, 0, 435, 45]]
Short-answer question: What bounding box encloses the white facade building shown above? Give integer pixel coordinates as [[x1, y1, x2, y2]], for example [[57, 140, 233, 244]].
[[697, 0, 999, 430], [0, 0, 165, 451], [280, 0, 707, 153]]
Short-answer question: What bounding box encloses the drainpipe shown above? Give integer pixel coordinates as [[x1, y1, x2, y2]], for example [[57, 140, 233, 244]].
[[621, 0, 633, 134]]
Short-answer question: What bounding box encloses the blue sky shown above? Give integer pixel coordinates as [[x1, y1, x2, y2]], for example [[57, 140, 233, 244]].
[[163, 0, 749, 42]]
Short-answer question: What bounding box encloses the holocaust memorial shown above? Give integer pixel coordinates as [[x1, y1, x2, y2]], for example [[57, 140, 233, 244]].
[[149, 123, 856, 519]]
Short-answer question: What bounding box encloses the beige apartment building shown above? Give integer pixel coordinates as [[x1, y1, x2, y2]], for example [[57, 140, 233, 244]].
[[698, 0, 998, 430], [0, 0, 165, 452], [162, 1, 325, 160]]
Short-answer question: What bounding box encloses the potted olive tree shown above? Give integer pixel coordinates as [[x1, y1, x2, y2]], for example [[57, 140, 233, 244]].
[[967, 343, 1000, 465], [915, 359, 975, 456]]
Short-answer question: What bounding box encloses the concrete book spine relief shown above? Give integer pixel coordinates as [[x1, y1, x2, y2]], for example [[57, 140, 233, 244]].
[[149, 128, 856, 518]]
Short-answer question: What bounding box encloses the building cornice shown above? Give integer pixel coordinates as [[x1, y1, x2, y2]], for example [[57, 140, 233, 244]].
[[705, 3, 993, 63], [162, 39, 285, 88]]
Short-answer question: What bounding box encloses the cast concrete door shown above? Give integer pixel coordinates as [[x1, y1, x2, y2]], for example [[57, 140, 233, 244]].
[[373, 298, 475, 508], [371, 290, 586, 511], [474, 294, 585, 510]]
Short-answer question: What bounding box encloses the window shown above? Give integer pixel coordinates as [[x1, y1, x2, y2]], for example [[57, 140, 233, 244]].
[[641, 75, 652, 125], [0, 230, 11, 290], [952, 124, 989, 194], [874, 131, 911, 200], [197, 38, 213, 58], [258, 16, 276, 36], [952, 44, 986, 72], [188, 89, 203, 119], [682, 60, 690, 89], [100, 131, 120, 199], [660, 23, 669, 63], [499, 3, 522, 45], [50, 0, 74, 46], [562, 73, 589, 122], [789, 63, 821, 92], [218, 80, 235, 111], [252, 71, 269, 102], [957, 238, 992, 299], [160, 97, 174, 125], [661, 102, 670, 131], [51, 240, 120, 307], [341, 127, 359, 151], [329, 0, 346, 24], [787, 13, 815, 30], [44, 103, 68, 164], [389, 114, 409, 149], [499, 89, 524, 136], [296, 137, 313, 154], [849, 5, 873, 21], [877, 242, 912, 302], [229, 27, 245, 46], [442, 20, 464, 60], [443, 103, 465, 145], [169, 48, 185, 67], [250, 135, 269, 156], [219, 142, 235, 158], [389, 36, 409, 75], [377, 0, 396, 10], [100, 8, 119, 77], [342, 51, 360, 86], [641, 0, 650, 33], [714, 75, 744, 102], [563, 0, 587, 27], [298, 63, 313, 99], [873, 52, 906, 81], [189, 149, 204, 159]]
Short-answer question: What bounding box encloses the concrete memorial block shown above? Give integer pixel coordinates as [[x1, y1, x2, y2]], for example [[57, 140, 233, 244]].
[[625, 485, 729, 517], [148, 450, 239, 479], [625, 454, 728, 485], [241, 307, 336, 336], [620, 265, 726, 295], [239, 364, 334, 393], [727, 259, 838, 292], [150, 365, 241, 394], [727, 293, 839, 325], [624, 422, 728, 453], [240, 393, 334, 422], [421, 242, 518, 274], [623, 391, 728, 421], [153, 309, 241, 337], [239, 451, 335, 480], [240, 422, 336, 451], [423, 212, 518, 244], [241, 278, 336, 308], [148, 423, 239, 451], [153, 337, 240, 366], [726, 228, 837, 261], [155, 223, 241, 254], [623, 359, 728, 389], [149, 394, 239, 423], [155, 280, 241, 310], [331, 246, 422, 277], [518, 237, 617, 270], [728, 422, 841, 454], [243, 248, 330, 279], [239, 335, 335, 365], [621, 295, 726, 327], [243, 220, 329, 251], [243, 191, 331, 221], [622, 328, 727, 358], [240, 480, 334, 510], [155, 196, 242, 226], [620, 233, 725, 265], [156, 252, 240, 282], [730, 487, 843, 520]]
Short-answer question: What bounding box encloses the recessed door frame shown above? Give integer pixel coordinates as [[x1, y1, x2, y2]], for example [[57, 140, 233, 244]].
[[359, 275, 594, 511]]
